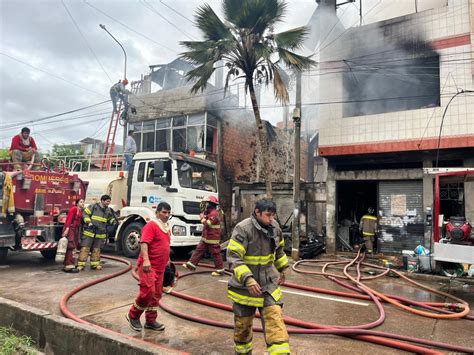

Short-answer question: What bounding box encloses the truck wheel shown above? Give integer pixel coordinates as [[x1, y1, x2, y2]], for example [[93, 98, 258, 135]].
[[0, 248, 8, 265], [121, 222, 144, 258], [40, 249, 56, 260]]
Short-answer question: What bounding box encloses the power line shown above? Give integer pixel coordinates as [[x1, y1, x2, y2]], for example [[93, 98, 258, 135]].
[[159, 0, 194, 24], [83, 1, 177, 54], [2, 100, 110, 129], [62, 0, 113, 83], [1, 52, 106, 98], [141, 0, 197, 41]]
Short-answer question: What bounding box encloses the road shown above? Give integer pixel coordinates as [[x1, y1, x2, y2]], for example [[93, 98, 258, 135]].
[[1, 247, 473, 354]]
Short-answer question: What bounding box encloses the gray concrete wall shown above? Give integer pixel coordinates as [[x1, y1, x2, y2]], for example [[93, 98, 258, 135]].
[[423, 159, 434, 247], [326, 164, 337, 254], [0, 297, 181, 355], [464, 158, 474, 225]]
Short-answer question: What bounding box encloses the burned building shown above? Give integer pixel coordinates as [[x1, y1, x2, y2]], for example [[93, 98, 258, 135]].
[[307, 0, 474, 254]]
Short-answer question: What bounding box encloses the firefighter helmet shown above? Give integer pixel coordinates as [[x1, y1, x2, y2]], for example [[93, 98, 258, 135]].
[[163, 262, 178, 287], [122, 79, 129, 85], [205, 196, 219, 205]]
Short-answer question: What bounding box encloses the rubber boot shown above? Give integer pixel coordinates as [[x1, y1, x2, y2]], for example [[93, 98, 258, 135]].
[[234, 315, 254, 354], [76, 247, 89, 270], [262, 305, 290, 354], [90, 248, 102, 270]]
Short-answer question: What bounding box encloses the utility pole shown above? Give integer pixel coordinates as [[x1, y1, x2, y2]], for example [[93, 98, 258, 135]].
[[291, 70, 302, 261]]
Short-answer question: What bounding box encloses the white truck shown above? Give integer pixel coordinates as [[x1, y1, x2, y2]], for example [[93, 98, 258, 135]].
[[78, 152, 218, 258]]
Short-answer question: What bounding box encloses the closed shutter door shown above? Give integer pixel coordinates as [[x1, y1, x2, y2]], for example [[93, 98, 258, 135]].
[[378, 181, 424, 253]]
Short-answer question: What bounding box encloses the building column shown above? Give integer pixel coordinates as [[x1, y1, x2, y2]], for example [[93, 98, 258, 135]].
[[464, 158, 474, 223], [326, 161, 337, 254], [422, 159, 434, 248]]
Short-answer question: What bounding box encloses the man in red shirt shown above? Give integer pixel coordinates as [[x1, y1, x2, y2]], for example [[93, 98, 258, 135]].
[[10, 127, 41, 170], [126, 202, 171, 332]]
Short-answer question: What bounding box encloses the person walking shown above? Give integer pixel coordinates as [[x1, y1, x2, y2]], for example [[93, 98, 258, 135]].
[[62, 198, 85, 273], [9, 127, 41, 170], [227, 199, 290, 355], [77, 195, 116, 271], [182, 196, 224, 276], [359, 207, 378, 254], [124, 129, 137, 171], [126, 202, 172, 332], [110, 79, 131, 113]]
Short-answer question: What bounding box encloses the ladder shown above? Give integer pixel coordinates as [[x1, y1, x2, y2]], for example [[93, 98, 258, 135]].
[[100, 101, 123, 171]]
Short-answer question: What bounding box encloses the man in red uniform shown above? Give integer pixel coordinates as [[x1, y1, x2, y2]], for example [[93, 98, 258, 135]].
[[62, 198, 85, 273], [10, 127, 41, 170], [126, 202, 171, 332], [182, 196, 224, 276]]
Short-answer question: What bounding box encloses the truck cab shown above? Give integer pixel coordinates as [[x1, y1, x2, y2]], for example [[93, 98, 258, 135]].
[[115, 152, 218, 257]]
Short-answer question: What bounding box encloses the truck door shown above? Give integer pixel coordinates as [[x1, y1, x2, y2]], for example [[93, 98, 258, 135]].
[[141, 160, 172, 209]]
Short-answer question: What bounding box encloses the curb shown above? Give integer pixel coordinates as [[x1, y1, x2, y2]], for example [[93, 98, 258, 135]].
[[0, 297, 182, 354]]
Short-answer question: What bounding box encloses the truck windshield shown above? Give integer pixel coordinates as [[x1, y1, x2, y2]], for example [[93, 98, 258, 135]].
[[177, 161, 217, 192]]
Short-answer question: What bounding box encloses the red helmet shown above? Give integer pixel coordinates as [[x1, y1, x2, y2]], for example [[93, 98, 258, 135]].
[[205, 196, 219, 205], [122, 79, 129, 85]]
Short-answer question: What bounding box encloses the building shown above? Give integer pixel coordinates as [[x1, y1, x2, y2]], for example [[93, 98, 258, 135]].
[[307, 0, 474, 253]]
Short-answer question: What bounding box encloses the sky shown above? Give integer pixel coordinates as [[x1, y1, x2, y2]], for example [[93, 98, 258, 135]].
[[0, 0, 445, 152]]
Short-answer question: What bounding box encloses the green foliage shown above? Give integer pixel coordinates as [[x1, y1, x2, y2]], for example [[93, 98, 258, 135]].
[[0, 327, 36, 355], [48, 144, 89, 172], [0, 148, 10, 160], [180, 0, 315, 103]]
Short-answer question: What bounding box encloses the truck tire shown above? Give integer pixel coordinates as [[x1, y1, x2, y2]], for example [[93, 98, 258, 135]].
[[0, 248, 8, 265], [121, 222, 144, 258], [40, 249, 56, 260]]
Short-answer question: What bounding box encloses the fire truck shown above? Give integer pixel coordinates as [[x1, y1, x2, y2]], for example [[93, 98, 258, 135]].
[[0, 162, 88, 264]]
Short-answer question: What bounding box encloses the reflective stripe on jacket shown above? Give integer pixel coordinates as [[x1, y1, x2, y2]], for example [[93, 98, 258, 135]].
[[226, 215, 289, 307], [83, 203, 116, 239], [202, 208, 221, 244], [360, 214, 378, 237]]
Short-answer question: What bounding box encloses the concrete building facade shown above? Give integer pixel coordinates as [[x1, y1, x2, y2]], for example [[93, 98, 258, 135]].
[[310, 0, 474, 253]]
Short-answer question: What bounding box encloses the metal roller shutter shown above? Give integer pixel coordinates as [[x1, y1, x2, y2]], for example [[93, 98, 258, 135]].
[[378, 181, 425, 253]]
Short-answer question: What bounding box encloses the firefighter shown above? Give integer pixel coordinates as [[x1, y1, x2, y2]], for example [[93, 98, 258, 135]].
[[227, 199, 290, 355], [126, 202, 172, 332], [9, 127, 41, 171], [62, 198, 85, 273], [77, 195, 116, 271], [110, 79, 131, 113], [359, 207, 378, 254], [182, 196, 224, 276]]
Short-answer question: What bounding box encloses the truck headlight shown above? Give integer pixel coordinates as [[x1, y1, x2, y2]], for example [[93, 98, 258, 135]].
[[172, 225, 186, 236]]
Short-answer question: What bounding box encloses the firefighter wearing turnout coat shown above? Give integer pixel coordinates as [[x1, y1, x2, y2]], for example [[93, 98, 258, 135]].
[[77, 195, 116, 271], [359, 207, 378, 254], [183, 196, 224, 276], [227, 199, 290, 355]]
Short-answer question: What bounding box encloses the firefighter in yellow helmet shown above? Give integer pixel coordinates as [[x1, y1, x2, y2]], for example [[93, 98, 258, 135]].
[[227, 199, 290, 355], [77, 195, 117, 270], [359, 207, 378, 254]]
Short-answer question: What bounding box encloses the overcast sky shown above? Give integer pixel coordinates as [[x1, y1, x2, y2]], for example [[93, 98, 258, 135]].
[[0, 0, 443, 152]]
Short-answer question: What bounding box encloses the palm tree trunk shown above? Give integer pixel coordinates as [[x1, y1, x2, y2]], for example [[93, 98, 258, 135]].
[[248, 80, 273, 199]]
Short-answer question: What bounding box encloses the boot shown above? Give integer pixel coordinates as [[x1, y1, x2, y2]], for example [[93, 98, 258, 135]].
[[125, 313, 142, 331], [144, 321, 165, 331], [182, 262, 196, 271], [90, 248, 101, 270], [76, 247, 90, 270]]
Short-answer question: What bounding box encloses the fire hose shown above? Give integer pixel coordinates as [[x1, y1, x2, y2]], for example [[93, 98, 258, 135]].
[[60, 254, 474, 354]]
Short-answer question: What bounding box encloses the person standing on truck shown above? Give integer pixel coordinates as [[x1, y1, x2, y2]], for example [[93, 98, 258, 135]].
[[227, 199, 290, 355], [110, 79, 131, 113], [62, 198, 85, 273], [182, 196, 225, 276], [77, 195, 116, 271], [359, 207, 378, 254], [124, 129, 137, 172], [126, 202, 172, 332], [9, 127, 41, 171]]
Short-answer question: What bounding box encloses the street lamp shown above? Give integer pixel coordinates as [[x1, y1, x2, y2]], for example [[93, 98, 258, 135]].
[[99, 24, 127, 79]]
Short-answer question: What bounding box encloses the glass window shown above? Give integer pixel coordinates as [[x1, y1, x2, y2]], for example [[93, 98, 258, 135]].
[[173, 116, 186, 127], [142, 131, 155, 152], [156, 129, 171, 151], [156, 118, 171, 129], [134, 133, 142, 152], [206, 126, 217, 153], [188, 114, 205, 126], [177, 160, 217, 192], [207, 114, 217, 127], [173, 128, 187, 152], [130, 122, 142, 132], [137, 162, 145, 182], [187, 126, 205, 152], [143, 120, 155, 130], [146, 162, 154, 182]]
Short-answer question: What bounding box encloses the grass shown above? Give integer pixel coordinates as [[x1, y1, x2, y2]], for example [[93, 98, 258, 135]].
[[0, 327, 36, 355]]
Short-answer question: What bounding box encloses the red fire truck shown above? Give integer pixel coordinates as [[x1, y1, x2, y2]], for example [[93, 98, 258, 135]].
[[0, 162, 88, 264]]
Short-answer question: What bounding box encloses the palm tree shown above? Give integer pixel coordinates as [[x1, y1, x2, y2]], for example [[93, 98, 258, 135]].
[[181, 0, 315, 198]]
